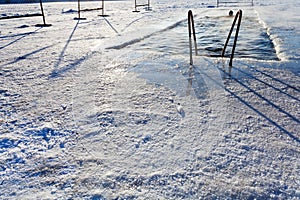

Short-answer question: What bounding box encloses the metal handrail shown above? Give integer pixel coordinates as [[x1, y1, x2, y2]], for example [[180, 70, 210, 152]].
[[188, 10, 198, 65], [222, 9, 243, 67], [35, 0, 51, 27]]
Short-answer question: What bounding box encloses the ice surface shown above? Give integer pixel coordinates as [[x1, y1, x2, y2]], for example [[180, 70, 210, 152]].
[[0, 0, 299, 199]]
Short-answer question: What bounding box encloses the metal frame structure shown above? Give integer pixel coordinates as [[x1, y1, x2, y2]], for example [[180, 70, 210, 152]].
[[74, 0, 108, 20], [133, 0, 150, 12], [0, 0, 51, 27]]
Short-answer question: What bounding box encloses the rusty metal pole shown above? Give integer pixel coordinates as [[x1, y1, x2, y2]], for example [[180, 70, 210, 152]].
[[36, 0, 51, 27], [98, 0, 109, 17], [221, 12, 239, 57], [133, 0, 139, 12], [74, 0, 86, 20], [102, 0, 104, 16], [221, 10, 242, 67], [188, 10, 198, 65], [78, 0, 80, 19], [39, 0, 46, 25]]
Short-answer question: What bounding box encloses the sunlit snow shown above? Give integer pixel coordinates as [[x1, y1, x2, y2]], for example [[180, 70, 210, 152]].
[[0, 0, 299, 199]]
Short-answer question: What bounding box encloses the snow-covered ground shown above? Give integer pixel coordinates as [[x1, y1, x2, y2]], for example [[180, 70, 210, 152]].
[[0, 0, 299, 199]]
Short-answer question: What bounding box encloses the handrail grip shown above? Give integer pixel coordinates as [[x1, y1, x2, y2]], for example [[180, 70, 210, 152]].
[[188, 10, 198, 65], [222, 9, 242, 66]]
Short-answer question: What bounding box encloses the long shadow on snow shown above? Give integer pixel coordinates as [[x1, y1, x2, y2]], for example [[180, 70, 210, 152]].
[[0, 27, 42, 50], [106, 18, 188, 50], [225, 66, 300, 124], [198, 62, 300, 143], [101, 17, 120, 35], [0, 45, 54, 69], [232, 67, 300, 103], [120, 14, 157, 33], [50, 21, 88, 78], [242, 62, 300, 92]]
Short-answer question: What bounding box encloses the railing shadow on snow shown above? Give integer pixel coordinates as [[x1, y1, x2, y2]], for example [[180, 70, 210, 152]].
[[185, 65, 209, 99], [50, 20, 87, 78], [241, 62, 300, 93], [50, 16, 122, 78], [224, 69, 300, 124], [101, 17, 120, 36], [231, 67, 300, 103], [198, 61, 300, 143], [0, 27, 42, 50], [0, 45, 53, 69]]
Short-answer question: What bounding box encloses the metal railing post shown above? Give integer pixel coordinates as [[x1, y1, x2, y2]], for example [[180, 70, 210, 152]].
[[188, 10, 198, 65], [74, 0, 87, 20], [102, 0, 104, 16], [221, 9, 242, 67], [98, 0, 109, 17], [36, 0, 51, 26], [133, 0, 151, 12], [147, 0, 150, 10], [39, 0, 46, 25], [78, 0, 81, 19], [229, 10, 242, 66], [133, 0, 138, 12]]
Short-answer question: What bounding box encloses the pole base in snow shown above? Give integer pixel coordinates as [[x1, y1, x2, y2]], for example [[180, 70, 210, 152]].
[[74, 17, 87, 20], [35, 24, 52, 27], [98, 14, 109, 17], [132, 10, 140, 13]]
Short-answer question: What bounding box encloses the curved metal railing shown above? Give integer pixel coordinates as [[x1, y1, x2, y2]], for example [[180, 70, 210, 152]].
[[188, 10, 198, 65], [222, 9, 243, 67], [188, 10, 242, 67]]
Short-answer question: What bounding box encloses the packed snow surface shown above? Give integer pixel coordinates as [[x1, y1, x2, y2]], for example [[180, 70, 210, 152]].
[[0, 0, 299, 199]]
